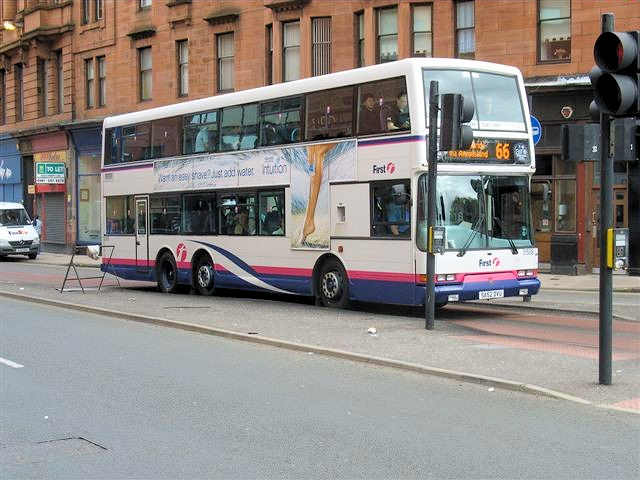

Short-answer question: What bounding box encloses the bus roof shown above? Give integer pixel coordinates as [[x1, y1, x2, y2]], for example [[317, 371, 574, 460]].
[[103, 58, 523, 129]]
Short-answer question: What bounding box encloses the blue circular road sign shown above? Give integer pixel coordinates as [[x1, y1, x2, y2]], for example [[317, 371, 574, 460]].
[[530, 115, 542, 145]]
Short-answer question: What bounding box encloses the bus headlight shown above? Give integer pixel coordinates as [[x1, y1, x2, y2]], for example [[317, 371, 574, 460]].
[[436, 274, 456, 282]]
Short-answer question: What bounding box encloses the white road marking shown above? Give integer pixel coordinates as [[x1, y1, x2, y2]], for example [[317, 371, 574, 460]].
[[0, 356, 24, 368]]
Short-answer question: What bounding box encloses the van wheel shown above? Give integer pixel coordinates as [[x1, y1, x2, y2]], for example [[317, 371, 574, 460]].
[[27, 253, 37, 260], [318, 258, 349, 308], [194, 255, 216, 296], [157, 252, 179, 293]]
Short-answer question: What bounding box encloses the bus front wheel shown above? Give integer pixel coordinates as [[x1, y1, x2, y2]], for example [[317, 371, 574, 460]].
[[318, 259, 349, 308], [194, 255, 216, 296], [157, 252, 179, 294]]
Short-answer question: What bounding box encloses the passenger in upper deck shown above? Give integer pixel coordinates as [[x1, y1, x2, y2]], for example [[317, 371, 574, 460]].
[[386, 91, 410, 131], [358, 93, 383, 135]]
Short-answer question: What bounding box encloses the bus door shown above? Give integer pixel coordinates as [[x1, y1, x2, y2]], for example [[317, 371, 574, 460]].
[[134, 196, 149, 272]]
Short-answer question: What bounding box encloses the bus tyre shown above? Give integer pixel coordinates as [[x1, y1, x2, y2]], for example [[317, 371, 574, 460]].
[[157, 252, 179, 294], [194, 255, 215, 296], [318, 259, 349, 308]]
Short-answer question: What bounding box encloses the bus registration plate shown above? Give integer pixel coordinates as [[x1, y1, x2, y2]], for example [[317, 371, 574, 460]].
[[478, 289, 504, 300]]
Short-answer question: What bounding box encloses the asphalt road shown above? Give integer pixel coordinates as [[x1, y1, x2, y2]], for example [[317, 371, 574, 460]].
[[1, 298, 639, 479]]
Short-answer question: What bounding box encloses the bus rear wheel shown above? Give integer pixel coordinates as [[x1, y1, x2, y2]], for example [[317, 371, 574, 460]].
[[157, 252, 179, 294], [318, 259, 349, 308], [194, 255, 215, 296]]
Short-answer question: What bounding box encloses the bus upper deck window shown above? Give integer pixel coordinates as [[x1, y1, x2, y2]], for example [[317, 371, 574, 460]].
[[357, 77, 410, 136]]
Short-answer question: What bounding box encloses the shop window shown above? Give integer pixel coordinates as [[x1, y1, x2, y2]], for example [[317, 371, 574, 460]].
[[554, 179, 575, 232], [150, 195, 181, 234], [260, 97, 302, 146], [106, 196, 135, 234], [531, 181, 553, 233], [151, 117, 182, 158], [371, 181, 411, 237], [357, 77, 410, 136], [218, 193, 257, 236], [305, 86, 354, 141], [183, 193, 216, 235], [259, 191, 285, 236]]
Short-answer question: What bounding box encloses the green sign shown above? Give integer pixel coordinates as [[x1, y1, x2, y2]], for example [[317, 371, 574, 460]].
[[36, 162, 66, 184]]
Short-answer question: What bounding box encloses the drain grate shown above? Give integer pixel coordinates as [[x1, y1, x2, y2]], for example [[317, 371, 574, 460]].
[[0, 437, 107, 465]]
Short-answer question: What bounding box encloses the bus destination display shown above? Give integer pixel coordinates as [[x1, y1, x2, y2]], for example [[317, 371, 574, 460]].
[[438, 138, 531, 164]]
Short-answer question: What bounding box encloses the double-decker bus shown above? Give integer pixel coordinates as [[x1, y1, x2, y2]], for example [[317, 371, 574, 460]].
[[101, 58, 540, 308]]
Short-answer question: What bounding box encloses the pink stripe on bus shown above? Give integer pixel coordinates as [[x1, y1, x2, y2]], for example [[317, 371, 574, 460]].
[[348, 270, 414, 282]]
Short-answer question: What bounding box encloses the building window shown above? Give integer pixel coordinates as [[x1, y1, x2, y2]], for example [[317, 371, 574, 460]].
[[377, 7, 397, 63], [37, 58, 48, 117], [455, 1, 475, 59], [55, 51, 63, 114], [0, 70, 5, 125], [283, 21, 300, 82], [14, 64, 23, 122], [139, 47, 152, 101], [82, 0, 90, 24], [140, 0, 151, 9], [85, 58, 95, 109], [217, 33, 234, 92], [356, 11, 364, 67], [97, 56, 106, 106], [538, 0, 570, 62], [94, 0, 103, 21], [177, 40, 188, 96], [412, 4, 432, 57], [266, 24, 273, 85], [312, 17, 331, 76]]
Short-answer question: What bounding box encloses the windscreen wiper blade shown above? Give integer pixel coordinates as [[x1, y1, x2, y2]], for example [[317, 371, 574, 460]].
[[457, 215, 484, 257], [492, 216, 518, 254]]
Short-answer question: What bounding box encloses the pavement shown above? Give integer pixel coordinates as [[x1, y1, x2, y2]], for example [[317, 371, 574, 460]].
[[1, 253, 639, 414]]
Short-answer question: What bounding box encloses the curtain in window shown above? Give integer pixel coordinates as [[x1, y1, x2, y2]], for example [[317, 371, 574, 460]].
[[284, 22, 300, 81]]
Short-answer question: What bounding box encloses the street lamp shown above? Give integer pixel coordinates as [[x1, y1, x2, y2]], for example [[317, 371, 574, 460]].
[[2, 20, 22, 31]]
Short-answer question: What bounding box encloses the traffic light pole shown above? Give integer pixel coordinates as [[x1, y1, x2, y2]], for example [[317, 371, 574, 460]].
[[425, 80, 438, 330], [598, 13, 615, 386]]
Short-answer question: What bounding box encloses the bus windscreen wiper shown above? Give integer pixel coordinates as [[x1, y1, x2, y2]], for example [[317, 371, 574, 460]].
[[457, 214, 484, 257], [492, 216, 518, 254]]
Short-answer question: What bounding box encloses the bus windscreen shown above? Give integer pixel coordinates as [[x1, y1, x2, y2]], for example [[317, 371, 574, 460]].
[[423, 69, 526, 132]]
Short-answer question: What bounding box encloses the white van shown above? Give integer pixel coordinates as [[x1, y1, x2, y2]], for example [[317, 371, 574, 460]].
[[0, 202, 40, 260]]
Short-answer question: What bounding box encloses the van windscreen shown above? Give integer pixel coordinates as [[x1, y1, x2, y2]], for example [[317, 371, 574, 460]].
[[0, 209, 31, 227]]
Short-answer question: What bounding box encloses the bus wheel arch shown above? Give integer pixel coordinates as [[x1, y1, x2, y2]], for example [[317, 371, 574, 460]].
[[313, 254, 350, 309], [191, 249, 216, 296], [156, 248, 179, 294]]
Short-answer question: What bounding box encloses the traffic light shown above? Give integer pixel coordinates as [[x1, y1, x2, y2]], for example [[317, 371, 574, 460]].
[[440, 93, 475, 151], [590, 30, 640, 117]]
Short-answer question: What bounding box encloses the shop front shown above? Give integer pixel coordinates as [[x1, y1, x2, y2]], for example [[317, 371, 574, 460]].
[[69, 126, 102, 245], [529, 84, 631, 275], [31, 132, 71, 251]]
